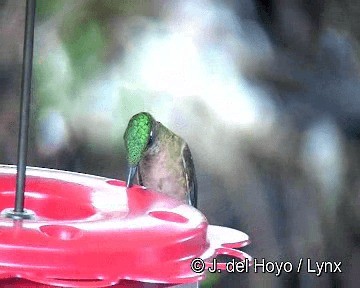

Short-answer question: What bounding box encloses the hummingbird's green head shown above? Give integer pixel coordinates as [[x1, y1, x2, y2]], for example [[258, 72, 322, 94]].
[[124, 112, 155, 187], [124, 112, 155, 166]]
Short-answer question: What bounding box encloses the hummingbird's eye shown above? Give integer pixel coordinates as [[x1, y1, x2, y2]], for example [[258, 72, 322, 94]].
[[147, 130, 154, 147]]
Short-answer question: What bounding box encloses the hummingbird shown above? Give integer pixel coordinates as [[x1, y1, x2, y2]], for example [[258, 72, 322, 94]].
[[123, 112, 197, 208]]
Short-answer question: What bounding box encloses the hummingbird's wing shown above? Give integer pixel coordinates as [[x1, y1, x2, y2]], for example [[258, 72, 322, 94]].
[[182, 143, 198, 208]]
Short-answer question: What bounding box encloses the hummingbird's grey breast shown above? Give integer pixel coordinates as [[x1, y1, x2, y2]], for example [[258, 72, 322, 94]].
[[137, 122, 197, 207]]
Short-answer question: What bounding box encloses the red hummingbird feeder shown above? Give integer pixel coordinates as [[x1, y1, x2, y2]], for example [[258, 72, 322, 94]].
[[0, 1, 252, 287]]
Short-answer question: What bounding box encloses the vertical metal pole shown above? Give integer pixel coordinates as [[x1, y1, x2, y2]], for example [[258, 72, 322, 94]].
[[14, 0, 36, 213]]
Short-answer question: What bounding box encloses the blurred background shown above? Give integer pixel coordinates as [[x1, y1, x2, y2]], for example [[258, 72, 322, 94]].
[[0, 0, 359, 287]]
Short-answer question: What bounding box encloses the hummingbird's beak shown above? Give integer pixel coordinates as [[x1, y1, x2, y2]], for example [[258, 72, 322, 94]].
[[126, 166, 137, 188]]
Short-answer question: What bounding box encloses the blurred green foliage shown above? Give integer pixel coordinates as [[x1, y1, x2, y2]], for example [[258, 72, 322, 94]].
[[36, 0, 65, 19], [200, 272, 221, 287], [62, 20, 106, 84], [33, 0, 164, 149]]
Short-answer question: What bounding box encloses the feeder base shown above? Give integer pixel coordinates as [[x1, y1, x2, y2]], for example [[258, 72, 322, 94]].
[[1, 208, 35, 220]]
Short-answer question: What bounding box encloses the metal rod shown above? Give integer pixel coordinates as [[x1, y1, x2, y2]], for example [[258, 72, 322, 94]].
[[14, 0, 36, 213]]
